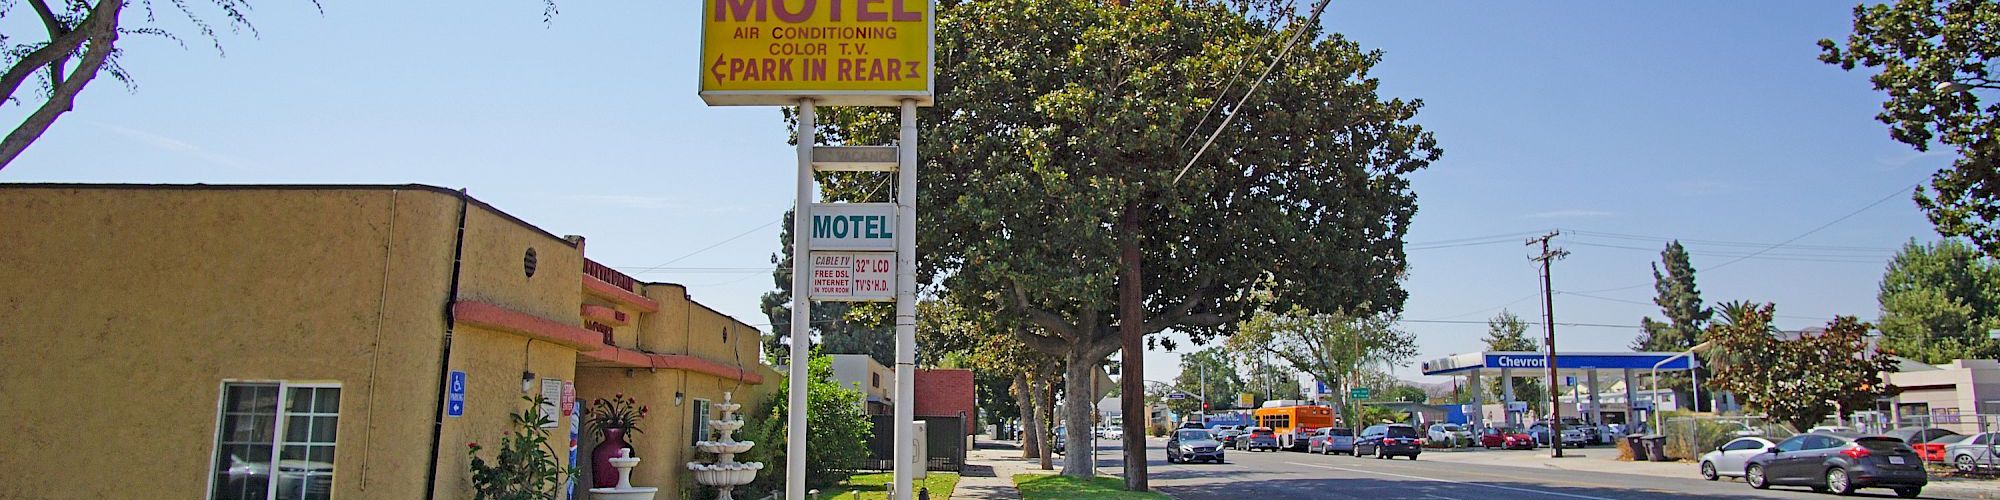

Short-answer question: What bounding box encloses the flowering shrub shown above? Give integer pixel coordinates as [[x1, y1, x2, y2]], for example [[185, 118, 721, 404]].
[[468, 396, 575, 500]]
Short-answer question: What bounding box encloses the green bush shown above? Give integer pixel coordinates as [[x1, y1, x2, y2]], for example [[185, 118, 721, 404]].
[[750, 353, 875, 492]]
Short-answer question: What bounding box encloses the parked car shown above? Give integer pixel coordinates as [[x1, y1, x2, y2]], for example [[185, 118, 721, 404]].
[[1917, 433, 1970, 463], [1479, 426, 1536, 450], [1527, 422, 1588, 447], [1944, 432, 2000, 472], [1355, 423, 1422, 460], [1167, 428, 1226, 464], [1699, 436, 1776, 481], [1808, 425, 1857, 434], [1308, 427, 1357, 455], [1052, 426, 1066, 454], [1236, 427, 1280, 452], [1098, 425, 1124, 440], [1746, 433, 1925, 498], [1881, 427, 1958, 463], [1559, 417, 1607, 445], [1426, 423, 1471, 447]]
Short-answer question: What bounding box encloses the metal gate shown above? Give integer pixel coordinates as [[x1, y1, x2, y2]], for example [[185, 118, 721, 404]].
[[861, 415, 966, 471]]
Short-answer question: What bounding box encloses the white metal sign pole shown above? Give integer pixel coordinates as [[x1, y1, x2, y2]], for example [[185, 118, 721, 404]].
[[787, 98, 815, 500], [892, 98, 918, 500]]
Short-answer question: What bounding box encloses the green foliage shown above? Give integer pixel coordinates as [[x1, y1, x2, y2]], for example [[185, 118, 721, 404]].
[[1481, 310, 1544, 412], [1632, 242, 1712, 411], [760, 209, 893, 365], [1633, 241, 1712, 352], [1820, 0, 2000, 257], [1167, 347, 1244, 414], [1877, 239, 2000, 363], [1227, 307, 1416, 407], [806, 0, 1436, 478], [1353, 404, 1407, 425], [467, 396, 575, 500], [759, 352, 875, 490], [581, 392, 648, 439], [1704, 305, 1900, 431], [1385, 386, 1429, 404]]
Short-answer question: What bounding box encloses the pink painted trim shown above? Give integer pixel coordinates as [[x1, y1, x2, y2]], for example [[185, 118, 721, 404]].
[[452, 301, 606, 352], [580, 304, 629, 326], [577, 348, 766, 384], [582, 275, 660, 313]]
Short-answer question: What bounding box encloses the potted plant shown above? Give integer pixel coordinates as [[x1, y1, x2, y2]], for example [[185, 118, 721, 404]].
[[584, 392, 648, 488]]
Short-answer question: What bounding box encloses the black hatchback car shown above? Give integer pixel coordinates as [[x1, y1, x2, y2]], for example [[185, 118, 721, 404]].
[[1745, 433, 1925, 498], [1355, 424, 1422, 460]]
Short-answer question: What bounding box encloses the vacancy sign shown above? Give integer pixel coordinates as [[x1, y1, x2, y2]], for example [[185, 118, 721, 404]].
[[700, 0, 935, 106], [810, 251, 894, 301]]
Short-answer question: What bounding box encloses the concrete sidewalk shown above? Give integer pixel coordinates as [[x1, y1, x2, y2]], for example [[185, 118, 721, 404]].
[[953, 439, 1041, 499]]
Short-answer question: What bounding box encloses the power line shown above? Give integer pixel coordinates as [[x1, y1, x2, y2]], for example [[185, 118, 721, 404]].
[[1564, 229, 1892, 253], [1399, 319, 1638, 330], [1566, 183, 1917, 294], [1173, 0, 1334, 184]]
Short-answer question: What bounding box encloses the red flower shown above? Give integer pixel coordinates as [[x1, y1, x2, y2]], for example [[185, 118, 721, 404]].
[[467, 442, 478, 449]]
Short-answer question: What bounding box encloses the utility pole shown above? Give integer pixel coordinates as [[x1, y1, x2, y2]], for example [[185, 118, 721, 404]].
[[1527, 230, 1570, 458]]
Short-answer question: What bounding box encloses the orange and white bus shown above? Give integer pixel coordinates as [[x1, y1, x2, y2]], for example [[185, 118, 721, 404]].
[[1252, 404, 1336, 450]]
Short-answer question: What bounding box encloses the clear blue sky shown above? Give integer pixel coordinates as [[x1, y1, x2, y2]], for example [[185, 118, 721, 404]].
[[0, 2, 1944, 387]]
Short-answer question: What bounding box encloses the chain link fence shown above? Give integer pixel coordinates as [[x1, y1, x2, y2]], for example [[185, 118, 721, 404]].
[[1657, 415, 1796, 461], [1657, 411, 2000, 466]]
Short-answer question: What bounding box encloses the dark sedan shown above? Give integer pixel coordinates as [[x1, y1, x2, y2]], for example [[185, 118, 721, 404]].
[[1746, 433, 1925, 498], [1355, 423, 1422, 460], [1236, 427, 1279, 452]]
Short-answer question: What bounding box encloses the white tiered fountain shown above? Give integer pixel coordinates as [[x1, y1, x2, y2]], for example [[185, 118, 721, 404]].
[[588, 448, 658, 500], [687, 392, 764, 500]]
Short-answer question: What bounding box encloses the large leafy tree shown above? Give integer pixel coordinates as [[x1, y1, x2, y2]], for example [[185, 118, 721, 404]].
[[1631, 241, 1712, 410], [1166, 347, 1244, 415], [0, 0, 556, 170], [1482, 310, 1544, 413], [1705, 304, 1899, 432], [1877, 239, 2000, 363], [1819, 0, 2000, 257], [1227, 307, 1418, 424], [804, 0, 1437, 483], [759, 209, 894, 366]]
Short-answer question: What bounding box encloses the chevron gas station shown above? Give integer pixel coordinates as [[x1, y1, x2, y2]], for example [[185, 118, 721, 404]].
[[1421, 351, 1698, 431]]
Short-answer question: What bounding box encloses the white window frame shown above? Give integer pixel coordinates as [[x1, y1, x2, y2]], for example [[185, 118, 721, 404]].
[[205, 380, 343, 500], [692, 398, 713, 445]]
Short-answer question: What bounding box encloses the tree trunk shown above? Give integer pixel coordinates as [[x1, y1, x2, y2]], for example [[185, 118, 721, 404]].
[[1061, 351, 1099, 478], [1118, 204, 1148, 491], [1016, 373, 1041, 459]]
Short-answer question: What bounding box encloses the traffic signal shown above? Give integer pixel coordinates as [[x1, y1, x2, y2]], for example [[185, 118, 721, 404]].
[[1202, 402, 1210, 410]]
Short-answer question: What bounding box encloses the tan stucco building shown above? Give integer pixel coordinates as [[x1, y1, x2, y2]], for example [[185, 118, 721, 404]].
[[0, 184, 779, 499]]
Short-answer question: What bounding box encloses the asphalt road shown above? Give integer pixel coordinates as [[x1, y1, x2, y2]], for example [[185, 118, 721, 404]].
[[1066, 438, 1979, 500]]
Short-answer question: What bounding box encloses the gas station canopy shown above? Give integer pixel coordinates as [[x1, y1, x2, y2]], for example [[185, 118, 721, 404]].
[[1420, 351, 1696, 377]]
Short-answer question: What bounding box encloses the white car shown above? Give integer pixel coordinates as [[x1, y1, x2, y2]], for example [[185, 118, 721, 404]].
[[1099, 425, 1124, 440], [1946, 432, 2000, 472], [1426, 423, 1470, 446], [1698, 436, 1776, 480]]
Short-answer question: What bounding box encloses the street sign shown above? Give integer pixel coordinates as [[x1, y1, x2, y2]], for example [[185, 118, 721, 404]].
[[809, 251, 894, 301], [700, 0, 935, 106], [1166, 393, 1188, 400], [1239, 392, 1256, 408], [810, 203, 897, 251], [1350, 388, 1371, 400], [1507, 402, 1528, 412], [447, 371, 467, 417], [1563, 375, 1576, 387]]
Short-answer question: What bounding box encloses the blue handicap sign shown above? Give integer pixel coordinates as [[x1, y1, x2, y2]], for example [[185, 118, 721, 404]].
[[447, 371, 467, 417]]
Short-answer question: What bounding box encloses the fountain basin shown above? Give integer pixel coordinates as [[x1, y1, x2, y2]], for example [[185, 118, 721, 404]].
[[696, 440, 755, 455], [688, 462, 764, 486], [710, 419, 745, 432]]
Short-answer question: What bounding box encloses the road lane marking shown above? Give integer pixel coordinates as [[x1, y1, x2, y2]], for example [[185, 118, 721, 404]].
[[1284, 462, 1621, 500]]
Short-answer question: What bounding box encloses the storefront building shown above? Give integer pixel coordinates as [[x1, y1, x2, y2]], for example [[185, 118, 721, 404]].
[[0, 184, 778, 499]]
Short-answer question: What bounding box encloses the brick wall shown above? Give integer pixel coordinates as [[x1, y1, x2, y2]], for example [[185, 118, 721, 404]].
[[913, 369, 977, 435]]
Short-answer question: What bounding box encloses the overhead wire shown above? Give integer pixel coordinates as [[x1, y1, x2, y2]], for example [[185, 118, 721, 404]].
[[1172, 0, 1334, 184]]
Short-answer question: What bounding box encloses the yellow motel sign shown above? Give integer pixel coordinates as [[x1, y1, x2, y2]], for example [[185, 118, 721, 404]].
[[700, 0, 935, 106]]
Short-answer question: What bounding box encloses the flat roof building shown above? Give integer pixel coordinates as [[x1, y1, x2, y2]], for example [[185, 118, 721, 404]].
[[0, 184, 779, 499]]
